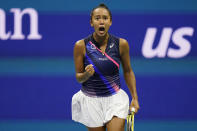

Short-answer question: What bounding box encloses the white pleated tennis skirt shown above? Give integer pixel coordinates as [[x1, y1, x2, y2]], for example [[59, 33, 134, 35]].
[[71, 89, 129, 127]]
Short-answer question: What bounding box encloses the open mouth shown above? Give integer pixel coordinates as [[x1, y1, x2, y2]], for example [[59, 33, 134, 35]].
[[98, 27, 105, 35], [99, 27, 105, 31]]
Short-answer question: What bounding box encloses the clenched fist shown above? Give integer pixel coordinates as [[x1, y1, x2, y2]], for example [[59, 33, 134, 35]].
[[85, 64, 95, 77]]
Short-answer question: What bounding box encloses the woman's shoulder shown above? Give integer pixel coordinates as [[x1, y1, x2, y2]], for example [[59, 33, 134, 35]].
[[74, 39, 86, 55], [119, 38, 130, 56], [75, 39, 85, 48], [119, 38, 128, 45], [75, 34, 92, 46]]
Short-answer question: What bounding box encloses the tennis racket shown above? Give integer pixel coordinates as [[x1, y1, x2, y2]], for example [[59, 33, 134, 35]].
[[127, 107, 135, 131]]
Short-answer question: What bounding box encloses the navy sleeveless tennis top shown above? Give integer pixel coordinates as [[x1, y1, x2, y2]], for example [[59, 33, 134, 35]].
[[81, 34, 121, 96]]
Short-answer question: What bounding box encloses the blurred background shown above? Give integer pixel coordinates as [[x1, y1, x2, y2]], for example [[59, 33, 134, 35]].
[[0, 0, 197, 131]]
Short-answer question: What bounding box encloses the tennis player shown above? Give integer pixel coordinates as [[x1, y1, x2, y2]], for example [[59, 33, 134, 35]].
[[72, 3, 140, 131]]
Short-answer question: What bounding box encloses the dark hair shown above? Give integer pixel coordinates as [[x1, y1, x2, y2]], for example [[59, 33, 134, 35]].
[[90, 3, 112, 21]]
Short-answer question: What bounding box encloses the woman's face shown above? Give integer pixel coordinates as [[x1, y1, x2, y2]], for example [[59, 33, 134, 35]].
[[91, 8, 112, 37]]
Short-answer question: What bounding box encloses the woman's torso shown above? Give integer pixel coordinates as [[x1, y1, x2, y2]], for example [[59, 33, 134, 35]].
[[81, 34, 121, 97]]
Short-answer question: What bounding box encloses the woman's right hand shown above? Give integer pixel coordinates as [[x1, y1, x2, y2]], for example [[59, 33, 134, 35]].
[[85, 64, 95, 77]]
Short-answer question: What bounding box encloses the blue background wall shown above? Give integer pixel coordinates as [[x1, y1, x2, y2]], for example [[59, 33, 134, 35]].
[[0, 0, 197, 130]]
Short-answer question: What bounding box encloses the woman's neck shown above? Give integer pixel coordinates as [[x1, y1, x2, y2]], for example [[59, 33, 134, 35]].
[[93, 32, 109, 46]]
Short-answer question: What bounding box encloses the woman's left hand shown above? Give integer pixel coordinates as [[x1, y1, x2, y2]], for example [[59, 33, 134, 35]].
[[130, 99, 140, 113]]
